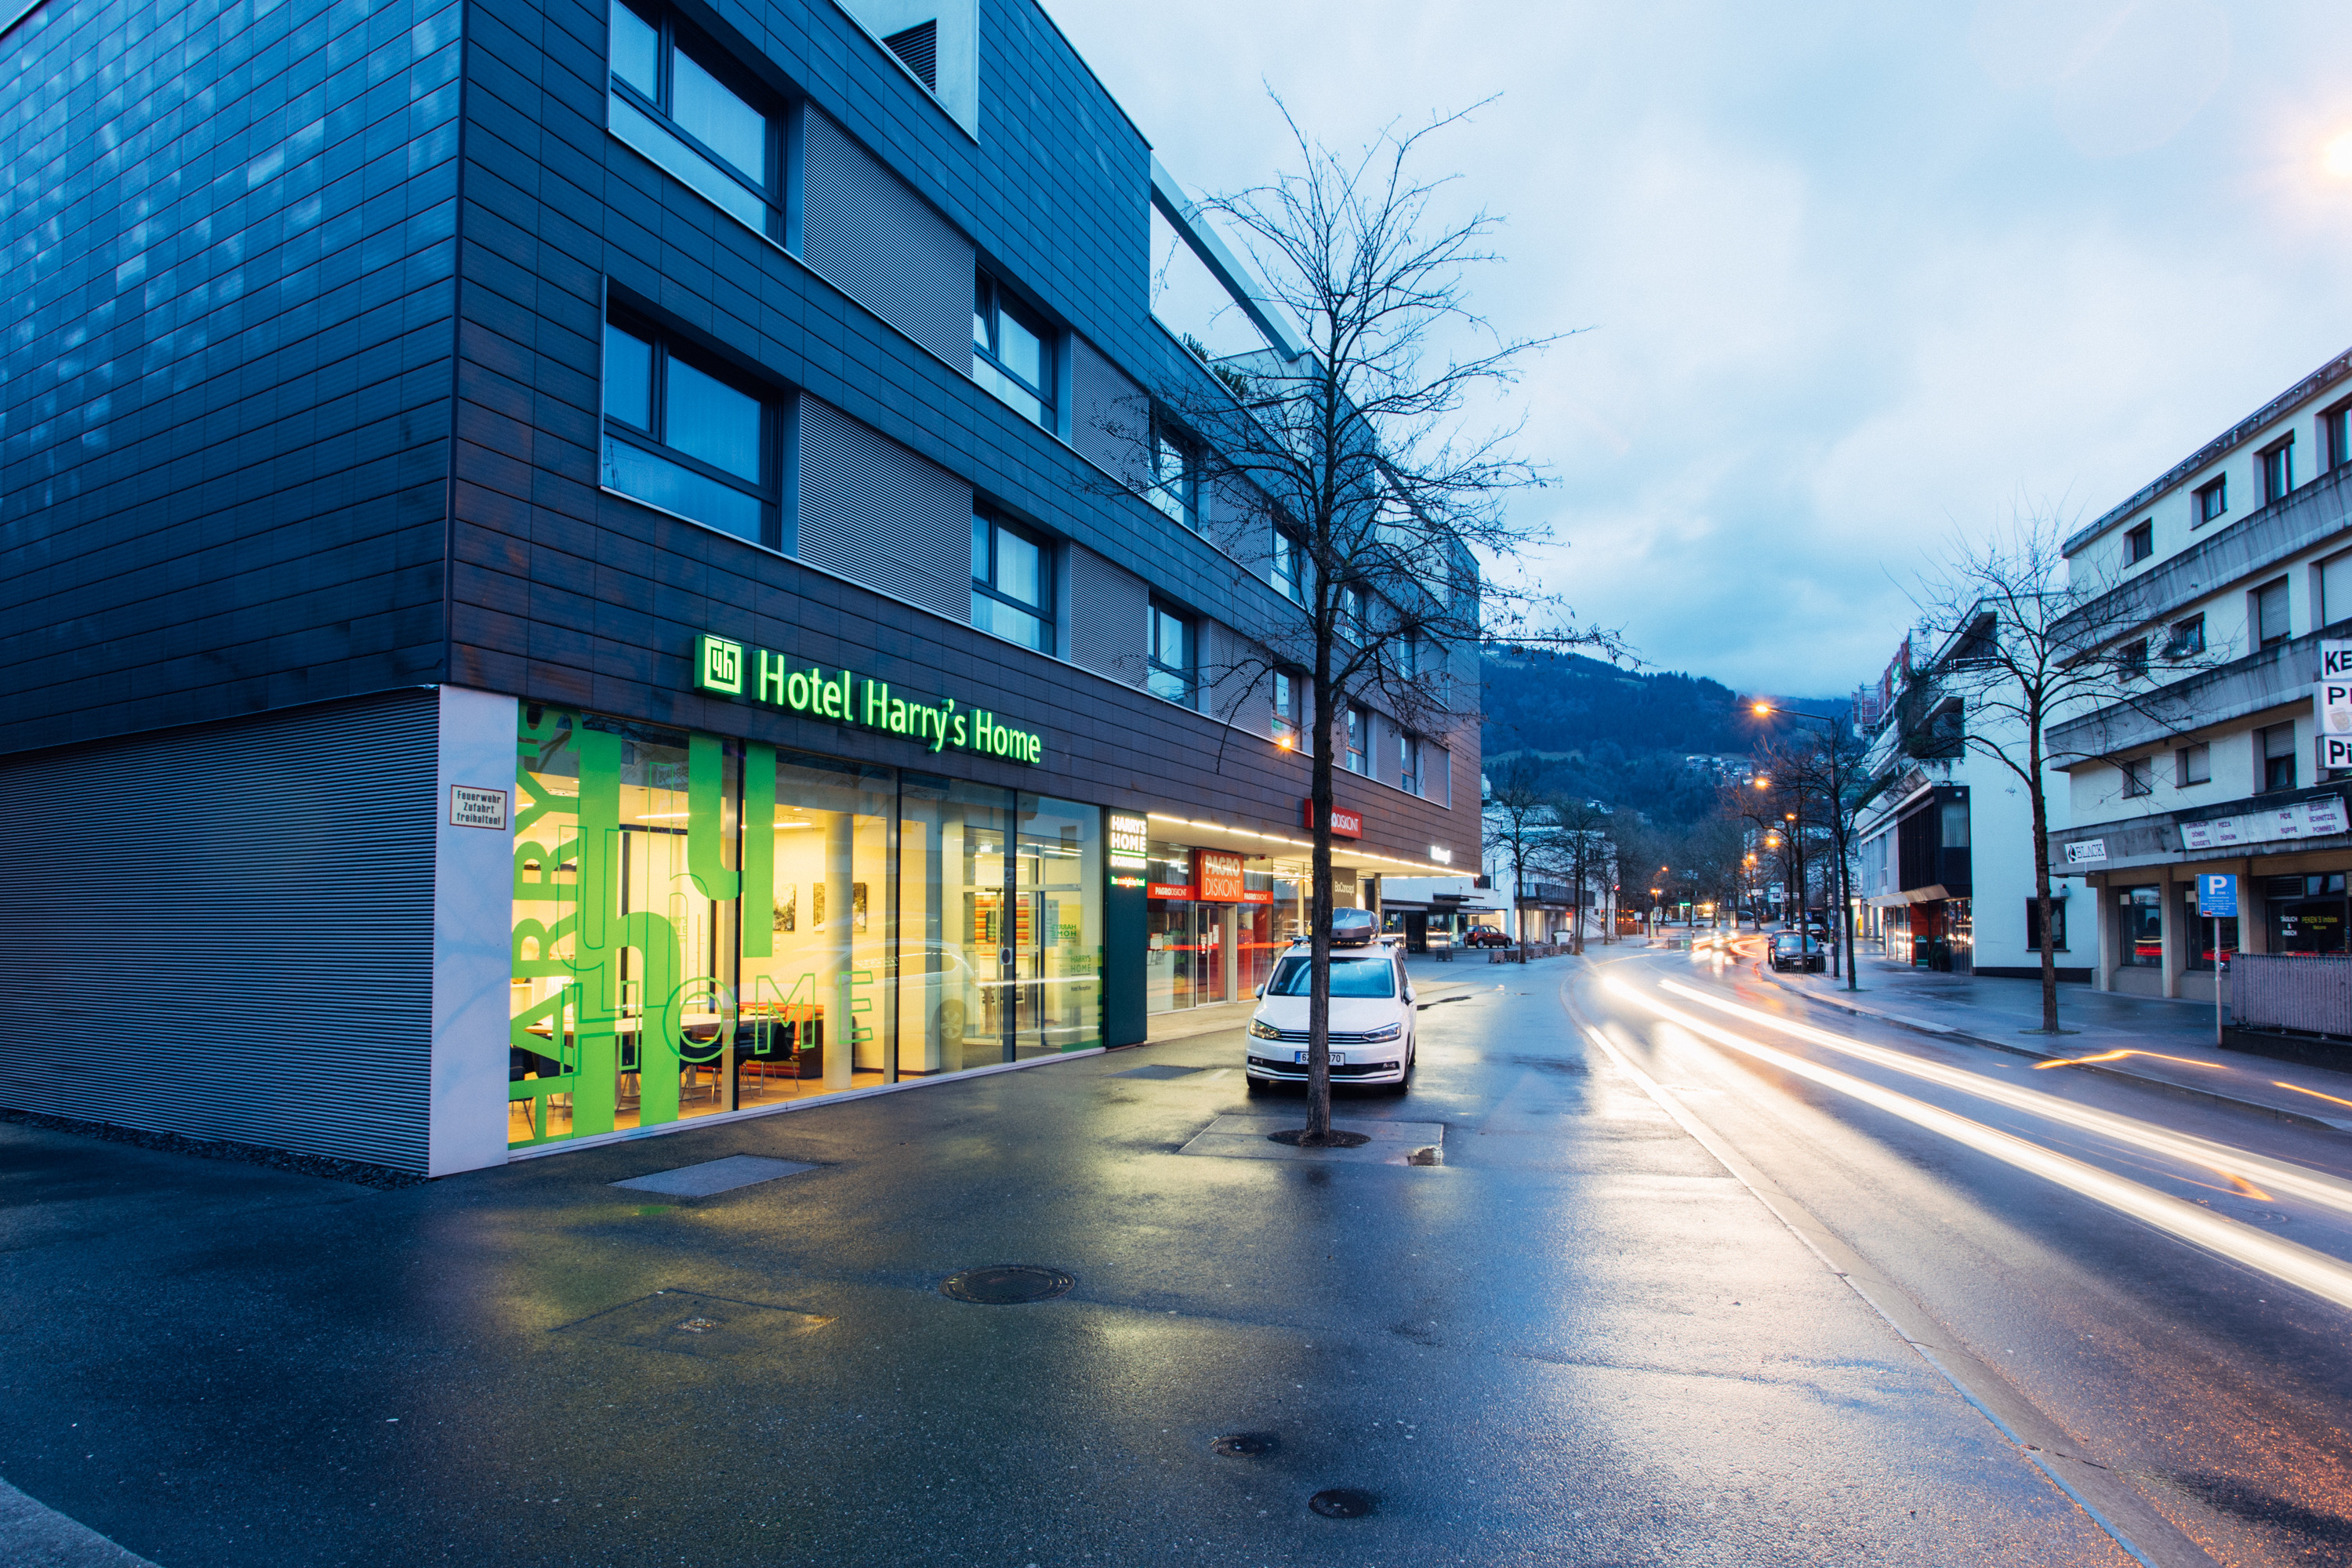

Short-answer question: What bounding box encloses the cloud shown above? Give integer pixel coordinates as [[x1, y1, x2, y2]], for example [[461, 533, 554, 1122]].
[[1040, 0, 2352, 695]]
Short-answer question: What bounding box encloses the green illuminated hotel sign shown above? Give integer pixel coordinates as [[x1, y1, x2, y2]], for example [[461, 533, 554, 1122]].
[[693, 633, 1044, 765]]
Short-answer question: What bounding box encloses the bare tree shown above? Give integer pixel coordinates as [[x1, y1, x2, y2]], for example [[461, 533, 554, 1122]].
[[1139, 106, 1615, 1145], [1553, 797, 1612, 954], [1485, 760, 1555, 964], [1912, 513, 2221, 1033]]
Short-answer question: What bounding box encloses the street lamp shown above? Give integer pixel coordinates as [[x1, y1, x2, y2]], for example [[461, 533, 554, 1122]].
[[1751, 699, 1859, 992]]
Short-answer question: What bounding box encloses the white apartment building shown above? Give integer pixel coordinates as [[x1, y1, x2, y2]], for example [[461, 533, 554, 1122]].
[[2049, 347, 2352, 1000], [1851, 622, 2083, 979]]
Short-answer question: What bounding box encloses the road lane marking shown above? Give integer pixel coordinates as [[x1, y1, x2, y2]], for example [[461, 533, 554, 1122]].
[[1646, 976, 2352, 1224], [1614, 982, 2352, 1312]]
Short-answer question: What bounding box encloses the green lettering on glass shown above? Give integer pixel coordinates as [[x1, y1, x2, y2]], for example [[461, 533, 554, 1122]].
[[741, 742, 775, 960], [687, 733, 739, 902]]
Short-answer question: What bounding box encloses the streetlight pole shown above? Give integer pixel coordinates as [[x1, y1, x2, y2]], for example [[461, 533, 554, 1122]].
[[1754, 702, 1860, 993]]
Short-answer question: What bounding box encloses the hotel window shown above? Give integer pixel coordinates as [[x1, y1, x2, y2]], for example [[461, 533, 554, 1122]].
[[971, 509, 1053, 653], [2162, 614, 2205, 658], [2261, 721, 2298, 792], [1345, 704, 1370, 775], [2119, 757, 2151, 797], [1147, 601, 1193, 706], [2327, 403, 2352, 474], [2194, 474, 2227, 524], [1150, 420, 1200, 528], [1271, 671, 1301, 748], [608, 2, 780, 239], [2254, 577, 2291, 649], [1271, 528, 1302, 602], [973, 270, 1054, 426], [2124, 521, 2153, 565], [1399, 731, 1421, 795], [601, 318, 773, 543], [2175, 742, 2210, 786], [2263, 437, 2296, 505]]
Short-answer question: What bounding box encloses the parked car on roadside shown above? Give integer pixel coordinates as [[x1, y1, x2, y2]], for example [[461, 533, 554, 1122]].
[[1769, 931, 1826, 972], [1244, 942, 1417, 1094], [1461, 927, 1512, 949]]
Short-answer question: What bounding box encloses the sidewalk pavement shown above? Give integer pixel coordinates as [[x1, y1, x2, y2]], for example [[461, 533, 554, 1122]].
[[1757, 949, 2352, 1134]]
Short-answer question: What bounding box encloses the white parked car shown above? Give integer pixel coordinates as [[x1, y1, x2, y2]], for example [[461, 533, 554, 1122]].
[[1243, 942, 1417, 1094]]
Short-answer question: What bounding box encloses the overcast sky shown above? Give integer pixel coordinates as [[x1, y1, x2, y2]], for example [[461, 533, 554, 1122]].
[[1039, 0, 2352, 699]]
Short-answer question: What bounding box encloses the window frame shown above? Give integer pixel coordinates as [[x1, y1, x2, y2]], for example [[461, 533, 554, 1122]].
[[2194, 474, 2227, 524], [607, 1, 783, 238], [2325, 401, 2352, 474], [2124, 520, 2153, 565], [972, 270, 1057, 427], [2119, 757, 2152, 797], [2262, 436, 2296, 506], [2162, 614, 2205, 659], [1149, 415, 1200, 529], [2260, 721, 2298, 793], [2254, 576, 2291, 650], [601, 311, 777, 545], [1399, 730, 1421, 795], [2176, 742, 2210, 786], [1147, 600, 1194, 706], [1270, 527, 1303, 602], [2117, 636, 2147, 678], [970, 507, 1055, 654], [1271, 670, 1301, 749], [1345, 703, 1370, 775]]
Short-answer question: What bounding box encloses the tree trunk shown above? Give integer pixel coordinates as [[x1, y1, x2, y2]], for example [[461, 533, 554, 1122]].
[[1307, 657, 1336, 1141], [2030, 739, 2059, 1034]]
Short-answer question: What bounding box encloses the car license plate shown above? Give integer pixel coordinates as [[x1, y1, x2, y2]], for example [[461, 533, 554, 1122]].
[[1294, 1051, 1308, 1065]]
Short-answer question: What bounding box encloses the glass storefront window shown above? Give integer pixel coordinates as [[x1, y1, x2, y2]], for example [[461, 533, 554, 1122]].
[[2270, 874, 2349, 956], [2116, 885, 2162, 967], [2180, 886, 2237, 971], [512, 709, 1100, 1151]]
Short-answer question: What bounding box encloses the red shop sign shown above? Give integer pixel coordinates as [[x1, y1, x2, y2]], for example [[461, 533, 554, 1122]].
[[1241, 889, 1275, 905], [1195, 849, 1246, 902], [1300, 800, 1363, 840]]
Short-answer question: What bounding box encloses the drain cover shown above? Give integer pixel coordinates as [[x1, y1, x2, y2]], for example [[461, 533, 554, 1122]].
[[1211, 1432, 1277, 1457], [1309, 1488, 1377, 1518], [940, 1265, 1076, 1305]]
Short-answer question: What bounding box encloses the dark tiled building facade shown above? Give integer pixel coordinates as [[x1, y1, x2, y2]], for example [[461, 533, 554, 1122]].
[[0, 0, 1477, 1173]]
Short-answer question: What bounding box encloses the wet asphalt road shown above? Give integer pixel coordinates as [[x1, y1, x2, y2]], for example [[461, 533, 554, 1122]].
[[3, 952, 2238, 1567], [1588, 939, 2352, 1568]]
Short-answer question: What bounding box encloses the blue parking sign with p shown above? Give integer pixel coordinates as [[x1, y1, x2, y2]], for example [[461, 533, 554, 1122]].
[[2198, 873, 2238, 917]]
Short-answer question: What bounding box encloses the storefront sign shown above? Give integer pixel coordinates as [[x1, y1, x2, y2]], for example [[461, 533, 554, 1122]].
[[1194, 849, 1245, 902], [692, 633, 1043, 765], [2179, 795, 2350, 851], [1108, 812, 1149, 869], [1147, 882, 1194, 900], [2322, 735, 2352, 771], [2324, 641, 2352, 679], [1242, 889, 1274, 905], [2062, 840, 2107, 865], [2321, 680, 2352, 735], [1300, 801, 1363, 839], [450, 785, 510, 829], [1109, 874, 1146, 890]]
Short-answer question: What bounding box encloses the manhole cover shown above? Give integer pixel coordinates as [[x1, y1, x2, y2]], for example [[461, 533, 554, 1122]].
[[940, 1265, 1076, 1305], [1309, 1488, 1377, 1518], [1211, 1432, 1277, 1457]]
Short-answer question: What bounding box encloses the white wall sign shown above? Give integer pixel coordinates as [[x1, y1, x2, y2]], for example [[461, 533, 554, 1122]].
[[450, 785, 510, 830], [2063, 838, 2108, 865], [2323, 641, 2352, 679], [2321, 676, 2352, 734], [2180, 794, 2350, 852], [2322, 735, 2352, 771]]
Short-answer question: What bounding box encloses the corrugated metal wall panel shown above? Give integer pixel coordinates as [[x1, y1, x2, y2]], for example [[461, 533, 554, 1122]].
[[1071, 336, 1148, 485], [0, 692, 439, 1172], [797, 395, 972, 620], [799, 107, 974, 365], [2232, 953, 2352, 1034], [1065, 544, 1148, 687]]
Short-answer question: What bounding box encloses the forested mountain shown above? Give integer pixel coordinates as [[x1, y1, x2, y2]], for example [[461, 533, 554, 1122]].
[[1478, 653, 1839, 826]]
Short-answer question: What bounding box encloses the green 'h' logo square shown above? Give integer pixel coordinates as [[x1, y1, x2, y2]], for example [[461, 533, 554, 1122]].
[[696, 635, 744, 695]]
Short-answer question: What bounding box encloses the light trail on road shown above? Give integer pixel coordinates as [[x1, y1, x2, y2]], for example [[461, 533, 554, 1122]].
[[1602, 976, 2352, 1314], [1645, 975, 2352, 1221]]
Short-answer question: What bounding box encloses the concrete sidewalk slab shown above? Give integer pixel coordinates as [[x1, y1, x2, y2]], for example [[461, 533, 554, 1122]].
[[1178, 1114, 1445, 1164]]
